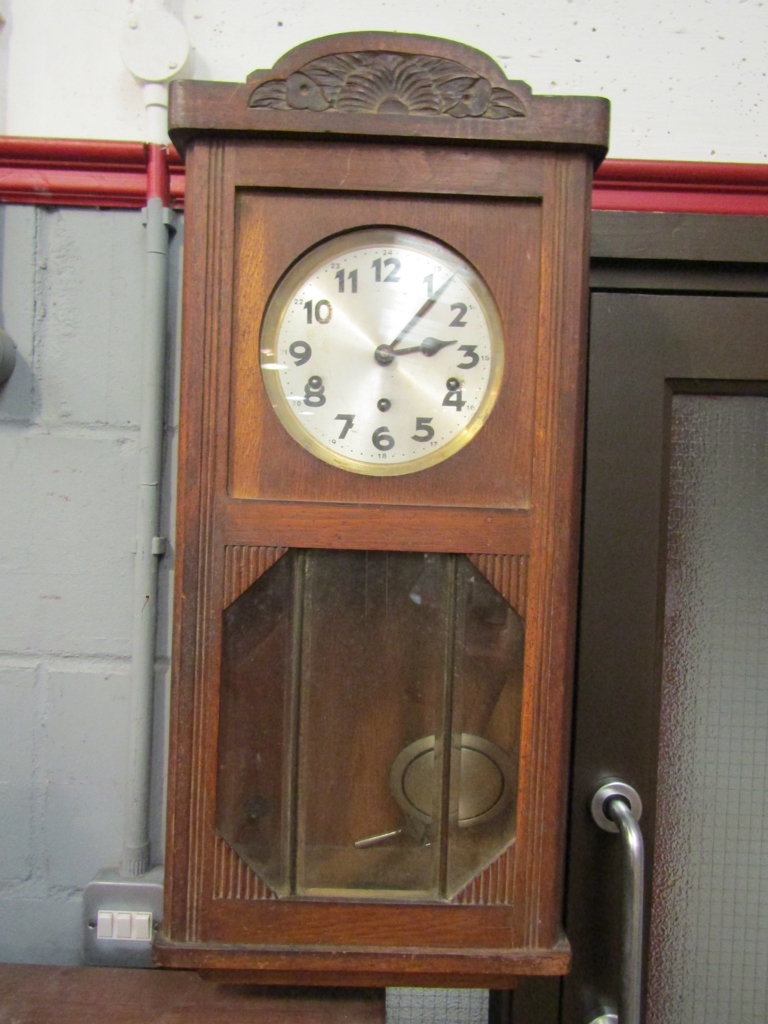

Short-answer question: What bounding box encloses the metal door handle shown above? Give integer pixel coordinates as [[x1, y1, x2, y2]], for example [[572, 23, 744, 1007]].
[[589, 781, 644, 1024]]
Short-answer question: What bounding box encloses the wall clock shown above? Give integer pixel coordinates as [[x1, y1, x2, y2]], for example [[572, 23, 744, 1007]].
[[158, 32, 609, 988]]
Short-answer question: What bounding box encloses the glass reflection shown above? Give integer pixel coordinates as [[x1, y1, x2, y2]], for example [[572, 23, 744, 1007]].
[[217, 550, 524, 900]]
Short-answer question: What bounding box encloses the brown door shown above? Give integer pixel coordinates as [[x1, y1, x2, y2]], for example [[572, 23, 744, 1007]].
[[512, 212, 768, 1024]]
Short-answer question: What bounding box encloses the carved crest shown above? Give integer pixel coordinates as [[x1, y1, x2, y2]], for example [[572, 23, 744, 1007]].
[[249, 51, 526, 120]]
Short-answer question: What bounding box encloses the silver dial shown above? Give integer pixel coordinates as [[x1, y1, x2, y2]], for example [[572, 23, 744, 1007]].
[[260, 228, 504, 476]]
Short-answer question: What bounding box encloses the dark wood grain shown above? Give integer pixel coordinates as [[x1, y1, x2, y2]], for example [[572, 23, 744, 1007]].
[[230, 188, 541, 510], [163, 31, 600, 986], [221, 499, 532, 554], [0, 964, 384, 1023], [232, 138, 547, 197], [213, 834, 279, 900], [195, 971, 515, 988], [448, 554, 528, 906], [468, 554, 528, 618], [452, 845, 515, 905], [509, 154, 593, 949], [247, 49, 527, 121], [223, 545, 288, 607], [169, 33, 608, 158], [163, 137, 221, 945], [156, 937, 570, 981]]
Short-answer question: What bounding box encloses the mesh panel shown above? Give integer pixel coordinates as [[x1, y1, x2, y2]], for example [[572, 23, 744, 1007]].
[[385, 988, 489, 1024]]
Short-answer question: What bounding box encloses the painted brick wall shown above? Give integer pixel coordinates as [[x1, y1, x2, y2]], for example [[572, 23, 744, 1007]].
[[0, 205, 182, 963]]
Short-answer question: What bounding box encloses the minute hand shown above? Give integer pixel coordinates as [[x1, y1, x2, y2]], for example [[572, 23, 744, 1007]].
[[390, 274, 456, 349], [389, 338, 457, 357]]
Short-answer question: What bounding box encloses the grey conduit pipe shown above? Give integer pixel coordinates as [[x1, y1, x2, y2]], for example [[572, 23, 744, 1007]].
[[118, 3, 188, 880], [121, 147, 174, 877]]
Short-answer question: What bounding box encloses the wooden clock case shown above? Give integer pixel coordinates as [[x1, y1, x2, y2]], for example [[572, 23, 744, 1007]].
[[157, 32, 609, 987]]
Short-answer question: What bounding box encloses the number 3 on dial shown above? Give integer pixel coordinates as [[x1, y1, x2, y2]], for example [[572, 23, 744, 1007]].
[[259, 227, 504, 476]]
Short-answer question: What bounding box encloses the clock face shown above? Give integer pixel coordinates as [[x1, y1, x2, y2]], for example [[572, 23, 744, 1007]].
[[260, 228, 504, 476]]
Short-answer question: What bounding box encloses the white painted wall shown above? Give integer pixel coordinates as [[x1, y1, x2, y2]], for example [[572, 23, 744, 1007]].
[[1, 0, 767, 162]]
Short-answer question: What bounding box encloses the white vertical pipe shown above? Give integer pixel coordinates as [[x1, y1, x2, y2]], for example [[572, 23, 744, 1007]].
[[142, 82, 170, 147]]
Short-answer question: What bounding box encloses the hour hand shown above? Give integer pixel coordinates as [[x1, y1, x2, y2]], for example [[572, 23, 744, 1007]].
[[419, 337, 457, 357], [374, 338, 457, 365]]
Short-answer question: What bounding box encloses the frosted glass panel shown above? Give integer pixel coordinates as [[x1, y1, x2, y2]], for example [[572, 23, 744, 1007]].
[[648, 395, 768, 1023]]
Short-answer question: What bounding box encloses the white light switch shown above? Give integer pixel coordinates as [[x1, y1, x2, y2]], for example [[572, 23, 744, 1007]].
[[115, 912, 133, 939], [96, 911, 114, 939], [132, 912, 152, 941]]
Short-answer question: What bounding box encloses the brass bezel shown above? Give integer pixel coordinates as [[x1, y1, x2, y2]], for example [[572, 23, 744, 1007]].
[[259, 227, 506, 476]]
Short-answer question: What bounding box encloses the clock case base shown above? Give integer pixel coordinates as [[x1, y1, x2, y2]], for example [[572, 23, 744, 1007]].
[[154, 937, 570, 988], [161, 31, 608, 985]]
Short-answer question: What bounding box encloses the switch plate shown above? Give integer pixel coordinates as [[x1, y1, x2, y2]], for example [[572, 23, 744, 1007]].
[[83, 866, 163, 967], [95, 909, 153, 941]]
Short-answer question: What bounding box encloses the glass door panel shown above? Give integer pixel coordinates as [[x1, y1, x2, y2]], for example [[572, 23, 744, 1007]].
[[216, 549, 524, 902], [556, 288, 768, 1024], [297, 550, 449, 898], [648, 395, 768, 1023]]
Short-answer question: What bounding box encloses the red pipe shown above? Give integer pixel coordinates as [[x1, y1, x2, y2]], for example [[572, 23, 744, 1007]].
[[593, 158, 768, 215], [595, 159, 768, 189], [0, 137, 178, 209], [147, 144, 170, 207], [0, 137, 766, 216]]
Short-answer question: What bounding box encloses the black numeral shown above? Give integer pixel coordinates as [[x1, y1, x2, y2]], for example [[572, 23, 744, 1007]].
[[442, 377, 465, 411], [289, 341, 312, 366], [303, 375, 326, 407], [449, 303, 468, 327], [372, 426, 395, 451], [372, 257, 401, 283], [412, 417, 435, 442], [424, 274, 434, 297], [335, 269, 358, 293], [315, 299, 332, 323], [384, 258, 401, 282], [457, 344, 479, 369], [335, 414, 354, 438], [304, 300, 333, 324]]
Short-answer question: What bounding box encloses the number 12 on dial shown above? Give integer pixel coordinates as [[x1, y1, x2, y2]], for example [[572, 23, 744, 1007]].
[[260, 228, 505, 476]]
